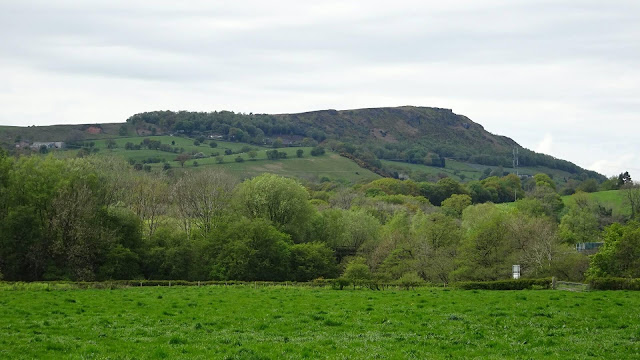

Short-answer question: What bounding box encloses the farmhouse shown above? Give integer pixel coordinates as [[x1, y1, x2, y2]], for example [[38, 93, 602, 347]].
[[30, 142, 65, 150]]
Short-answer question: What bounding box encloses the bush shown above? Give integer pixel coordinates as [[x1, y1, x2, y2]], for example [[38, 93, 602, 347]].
[[310, 146, 325, 156], [397, 272, 423, 290], [588, 277, 640, 290], [454, 278, 552, 290]]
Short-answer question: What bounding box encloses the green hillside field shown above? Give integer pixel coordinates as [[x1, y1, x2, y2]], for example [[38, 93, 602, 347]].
[[562, 190, 630, 217], [59, 136, 380, 183]]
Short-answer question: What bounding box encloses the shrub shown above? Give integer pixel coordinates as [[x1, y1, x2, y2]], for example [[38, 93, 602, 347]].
[[397, 272, 423, 290], [588, 277, 640, 290], [310, 146, 325, 156], [455, 278, 552, 290]]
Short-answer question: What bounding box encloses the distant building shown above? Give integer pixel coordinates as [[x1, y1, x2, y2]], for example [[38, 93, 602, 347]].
[[575, 242, 604, 254], [30, 142, 65, 150]]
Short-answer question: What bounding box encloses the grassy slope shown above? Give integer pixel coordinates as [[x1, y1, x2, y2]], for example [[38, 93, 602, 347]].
[[0, 123, 123, 144], [562, 190, 630, 217], [0, 286, 637, 359], [60, 136, 380, 183], [382, 159, 575, 184]]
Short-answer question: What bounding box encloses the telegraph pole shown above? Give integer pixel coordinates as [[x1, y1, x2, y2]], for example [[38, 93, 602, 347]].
[[513, 147, 519, 201], [512, 147, 519, 177]]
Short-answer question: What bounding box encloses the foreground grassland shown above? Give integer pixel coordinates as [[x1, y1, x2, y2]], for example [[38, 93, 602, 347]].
[[1, 287, 638, 359]]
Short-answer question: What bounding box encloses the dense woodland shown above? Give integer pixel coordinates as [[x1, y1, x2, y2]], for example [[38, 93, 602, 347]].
[[1, 148, 638, 284]]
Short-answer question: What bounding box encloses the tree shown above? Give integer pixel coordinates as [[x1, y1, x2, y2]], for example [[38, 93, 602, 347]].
[[453, 204, 512, 281], [441, 194, 472, 218], [289, 242, 338, 281], [411, 212, 461, 285], [235, 156, 244, 163], [210, 218, 292, 281], [342, 257, 371, 288], [618, 171, 632, 187], [534, 173, 555, 190], [296, 149, 304, 158], [173, 169, 237, 237], [588, 222, 640, 278], [248, 150, 257, 160], [127, 173, 169, 239], [176, 153, 190, 167], [310, 146, 325, 156], [233, 174, 314, 242], [622, 184, 640, 219], [209, 141, 218, 148]]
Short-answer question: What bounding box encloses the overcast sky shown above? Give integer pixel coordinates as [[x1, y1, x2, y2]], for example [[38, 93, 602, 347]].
[[1, 0, 639, 177]]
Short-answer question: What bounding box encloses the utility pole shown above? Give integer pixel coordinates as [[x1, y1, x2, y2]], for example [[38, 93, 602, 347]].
[[512, 147, 519, 177], [513, 147, 519, 201]]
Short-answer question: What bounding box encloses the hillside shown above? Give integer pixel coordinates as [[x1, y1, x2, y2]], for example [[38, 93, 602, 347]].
[[1, 106, 605, 184], [125, 106, 604, 181]]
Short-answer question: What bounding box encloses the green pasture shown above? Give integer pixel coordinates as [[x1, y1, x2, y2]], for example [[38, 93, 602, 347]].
[[0, 286, 638, 359], [381, 159, 573, 184], [57, 136, 380, 183], [563, 190, 629, 217]]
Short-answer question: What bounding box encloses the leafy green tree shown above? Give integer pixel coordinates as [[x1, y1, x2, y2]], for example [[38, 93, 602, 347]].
[[534, 173, 555, 190], [454, 204, 512, 280], [588, 222, 640, 278], [289, 242, 338, 281], [441, 194, 472, 218], [296, 149, 304, 158], [98, 245, 141, 280], [466, 181, 493, 204], [559, 204, 601, 244], [233, 174, 314, 242], [310, 146, 325, 156], [341, 257, 371, 288], [210, 218, 292, 281], [528, 184, 564, 219]]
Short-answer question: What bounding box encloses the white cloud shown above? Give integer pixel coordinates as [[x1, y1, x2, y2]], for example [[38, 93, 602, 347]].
[[535, 134, 554, 155], [0, 0, 639, 176]]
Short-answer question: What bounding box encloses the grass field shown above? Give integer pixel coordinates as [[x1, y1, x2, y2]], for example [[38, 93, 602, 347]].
[[381, 159, 574, 185], [0, 286, 638, 359], [56, 136, 381, 183], [563, 190, 629, 217]]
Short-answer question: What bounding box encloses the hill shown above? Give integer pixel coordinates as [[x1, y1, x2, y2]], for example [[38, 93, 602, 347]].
[[125, 106, 604, 181], [1, 106, 605, 184]]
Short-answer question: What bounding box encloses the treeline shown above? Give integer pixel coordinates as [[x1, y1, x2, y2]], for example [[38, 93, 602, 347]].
[[0, 150, 637, 283]]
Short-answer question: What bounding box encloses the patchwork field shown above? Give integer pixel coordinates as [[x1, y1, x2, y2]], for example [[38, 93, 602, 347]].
[[0, 286, 638, 359]]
